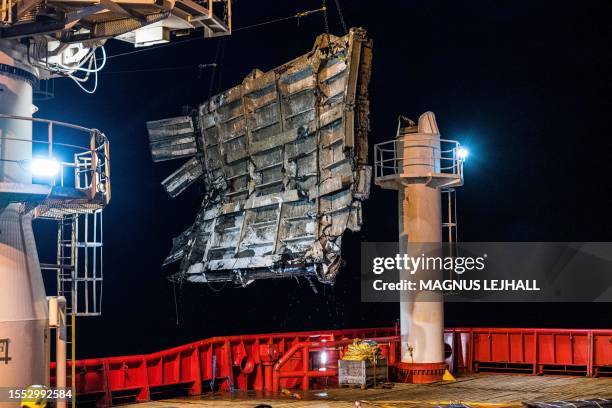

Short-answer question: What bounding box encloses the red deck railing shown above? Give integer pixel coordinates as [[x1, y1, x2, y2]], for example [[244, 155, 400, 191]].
[[50, 326, 612, 407]]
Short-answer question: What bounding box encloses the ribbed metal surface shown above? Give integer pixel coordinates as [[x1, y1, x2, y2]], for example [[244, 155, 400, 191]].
[[148, 28, 373, 284], [147, 116, 198, 162]]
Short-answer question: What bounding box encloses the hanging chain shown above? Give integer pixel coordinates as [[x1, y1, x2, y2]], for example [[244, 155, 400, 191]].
[[333, 0, 348, 35], [208, 38, 222, 98], [216, 37, 227, 94], [322, 0, 330, 38]]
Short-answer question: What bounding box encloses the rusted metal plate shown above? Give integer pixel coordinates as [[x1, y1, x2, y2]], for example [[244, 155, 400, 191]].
[[147, 28, 373, 284]]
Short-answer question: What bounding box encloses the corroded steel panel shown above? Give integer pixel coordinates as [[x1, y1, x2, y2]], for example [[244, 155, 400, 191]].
[[147, 28, 372, 284]]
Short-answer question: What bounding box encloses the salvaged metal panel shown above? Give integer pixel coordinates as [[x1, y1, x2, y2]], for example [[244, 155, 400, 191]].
[[147, 28, 373, 284], [161, 157, 204, 198], [147, 116, 198, 162]]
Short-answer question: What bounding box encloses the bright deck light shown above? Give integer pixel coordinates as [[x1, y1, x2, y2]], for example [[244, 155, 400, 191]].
[[30, 158, 60, 177], [457, 147, 469, 160]]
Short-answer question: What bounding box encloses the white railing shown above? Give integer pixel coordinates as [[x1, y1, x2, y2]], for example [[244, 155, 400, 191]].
[[0, 114, 110, 318], [374, 137, 464, 182], [0, 113, 110, 205]]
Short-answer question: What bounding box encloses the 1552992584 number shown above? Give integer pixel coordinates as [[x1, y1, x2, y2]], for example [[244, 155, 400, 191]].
[[5, 385, 72, 406]]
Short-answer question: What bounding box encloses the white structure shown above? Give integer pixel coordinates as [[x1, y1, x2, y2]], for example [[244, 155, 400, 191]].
[[0, 206, 49, 390], [0, 94, 110, 408], [374, 112, 465, 383], [0, 1, 230, 405], [0, 46, 47, 401]]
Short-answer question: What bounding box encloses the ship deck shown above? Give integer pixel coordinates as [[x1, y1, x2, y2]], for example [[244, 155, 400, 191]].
[[124, 374, 612, 407]]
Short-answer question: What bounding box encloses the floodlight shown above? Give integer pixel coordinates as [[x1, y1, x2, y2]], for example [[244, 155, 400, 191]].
[[30, 158, 60, 177], [320, 351, 328, 365], [457, 147, 469, 160]]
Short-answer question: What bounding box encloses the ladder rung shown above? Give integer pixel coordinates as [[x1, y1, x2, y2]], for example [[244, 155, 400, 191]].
[[41, 263, 75, 270], [75, 243, 103, 248]]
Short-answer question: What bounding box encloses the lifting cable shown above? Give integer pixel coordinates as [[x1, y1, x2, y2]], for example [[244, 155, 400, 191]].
[[322, 0, 348, 37], [99, 63, 216, 75], [322, 0, 330, 36], [207, 39, 222, 98], [333, 0, 348, 35], [172, 280, 180, 326], [215, 38, 226, 94], [207, 36, 227, 98]]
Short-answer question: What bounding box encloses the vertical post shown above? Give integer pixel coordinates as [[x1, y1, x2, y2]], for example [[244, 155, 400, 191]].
[[223, 339, 233, 390], [93, 211, 98, 315], [99, 211, 103, 313], [71, 314, 76, 408], [447, 190, 452, 243], [55, 297, 67, 408], [587, 330, 593, 377], [532, 331, 538, 375], [263, 363, 273, 393], [57, 219, 62, 297], [89, 130, 97, 199], [227, 0, 232, 32], [48, 121, 53, 157], [301, 345, 309, 391], [103, 139, 111, 203], [73, 215, 78, 314], [84, 213, 89, 314], [71, 214, 78, 408]]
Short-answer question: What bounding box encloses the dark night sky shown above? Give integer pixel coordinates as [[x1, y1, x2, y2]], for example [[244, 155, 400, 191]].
[[34, 0, 612, 358]]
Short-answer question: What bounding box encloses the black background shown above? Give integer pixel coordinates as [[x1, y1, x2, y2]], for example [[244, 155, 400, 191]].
[[34, 0, 612, 358]]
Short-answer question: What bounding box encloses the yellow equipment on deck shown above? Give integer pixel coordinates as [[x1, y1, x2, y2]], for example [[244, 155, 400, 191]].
[[342, 339, 382, 362]]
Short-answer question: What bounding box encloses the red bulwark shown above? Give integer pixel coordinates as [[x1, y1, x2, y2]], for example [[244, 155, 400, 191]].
[[50, 327, 612, 407]]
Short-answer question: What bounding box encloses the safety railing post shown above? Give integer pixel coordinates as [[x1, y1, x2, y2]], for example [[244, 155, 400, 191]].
[[89, 130, 97, 199], [103, 138, 111, 203], [587, 330, 593, 377], [301, 345, 309, 391], [48, 121, 53, 157]]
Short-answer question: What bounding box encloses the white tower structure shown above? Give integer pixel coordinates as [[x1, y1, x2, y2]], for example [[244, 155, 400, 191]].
[[374, 112, 465, 383], [0, 1, 230, 406], [0, 45, 51, 400]]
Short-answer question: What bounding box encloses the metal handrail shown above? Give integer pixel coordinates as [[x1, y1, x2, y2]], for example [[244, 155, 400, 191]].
[[0, 113, 110, 203], [0, 136, 90, 151], [0, 113, 107, 154], [374, 137, 464, 180], [0, 113, 93, 132]]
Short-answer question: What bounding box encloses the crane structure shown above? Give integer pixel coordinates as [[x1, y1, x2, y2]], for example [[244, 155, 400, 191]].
[[0, 1, 231, 406]]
